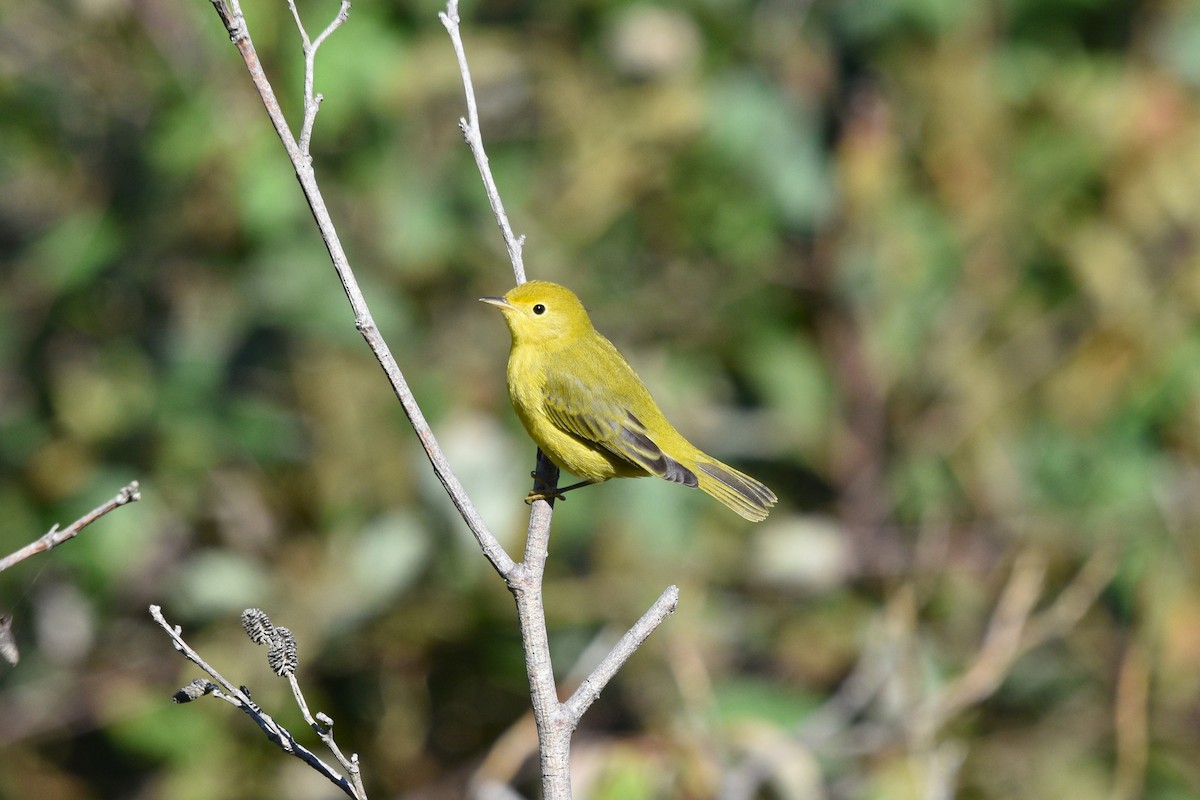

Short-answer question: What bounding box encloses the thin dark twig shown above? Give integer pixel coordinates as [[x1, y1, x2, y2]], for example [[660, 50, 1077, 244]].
[[149, 605, 361, 799], [0, 481, 141, 574]]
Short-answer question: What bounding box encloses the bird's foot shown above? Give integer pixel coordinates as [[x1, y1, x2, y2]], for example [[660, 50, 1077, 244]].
[[526, 468, 570, 504], [524, 487, 567, 505], [524, 478, 596, 504]]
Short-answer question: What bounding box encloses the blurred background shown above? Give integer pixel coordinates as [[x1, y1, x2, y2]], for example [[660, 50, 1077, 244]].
[[2, 0, 1200, 797]]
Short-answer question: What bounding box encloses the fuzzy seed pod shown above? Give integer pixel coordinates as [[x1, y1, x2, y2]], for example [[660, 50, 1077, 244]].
[[268, 626, 298, 677], [242, 608, 275, 646], [173, 678, 216, 703]]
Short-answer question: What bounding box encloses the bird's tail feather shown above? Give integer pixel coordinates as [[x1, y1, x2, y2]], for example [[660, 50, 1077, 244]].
[[695, 458, 777, 522]]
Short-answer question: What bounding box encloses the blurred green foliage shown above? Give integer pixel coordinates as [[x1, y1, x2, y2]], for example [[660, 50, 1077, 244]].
[[2, 0, 1200, 798]]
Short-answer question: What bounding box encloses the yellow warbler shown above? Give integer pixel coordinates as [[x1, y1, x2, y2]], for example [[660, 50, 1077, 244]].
[[481, 280, 777, 521]]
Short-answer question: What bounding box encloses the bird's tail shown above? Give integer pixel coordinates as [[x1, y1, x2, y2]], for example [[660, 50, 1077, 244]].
[[693, 456, 777, 522]]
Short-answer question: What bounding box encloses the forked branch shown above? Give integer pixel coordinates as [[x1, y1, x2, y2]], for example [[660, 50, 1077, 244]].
[[186, 4, 680, 798], [151, 605, 365, 799]]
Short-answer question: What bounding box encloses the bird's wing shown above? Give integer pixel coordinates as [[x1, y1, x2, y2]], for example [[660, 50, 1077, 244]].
[[541, 359, 698, 487]]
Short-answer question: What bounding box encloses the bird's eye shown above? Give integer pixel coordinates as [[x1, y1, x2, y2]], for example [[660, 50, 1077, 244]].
[[533, 303, 546, 315]]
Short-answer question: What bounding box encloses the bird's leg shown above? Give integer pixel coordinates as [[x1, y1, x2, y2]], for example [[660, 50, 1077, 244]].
[[525, 478, 594, 504], [525, 450, 593, 504], [525, 449, 565, 504]]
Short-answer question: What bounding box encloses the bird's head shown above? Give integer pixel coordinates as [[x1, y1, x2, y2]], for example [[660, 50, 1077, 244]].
[[480, 280, 595, 347]]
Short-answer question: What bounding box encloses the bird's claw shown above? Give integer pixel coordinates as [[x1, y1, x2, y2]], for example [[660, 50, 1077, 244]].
[[525, 487, 566, 504], [526, 469, 566, 504]]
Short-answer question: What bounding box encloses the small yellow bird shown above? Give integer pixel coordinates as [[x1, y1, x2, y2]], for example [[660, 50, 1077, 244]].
[[481, 280, 777, 521]]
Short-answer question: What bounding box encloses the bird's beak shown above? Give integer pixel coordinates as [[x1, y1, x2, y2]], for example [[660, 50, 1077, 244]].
[[479, 296, 514, 311]]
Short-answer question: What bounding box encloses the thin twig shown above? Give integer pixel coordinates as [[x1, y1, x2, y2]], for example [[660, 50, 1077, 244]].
[[504, 459, 680, 798], [1019, 545, 1118, 651], [284, 0, 350, 154], [912, 546, 1116, 740], [796, 617, 897, 746], [919, 550, 1046, 730], [209, 0, 302, 161], [720, 612, 899, 799], [563, 585, 680, 723], [438, 0, 526, 284], [437, 0, 562, 778], [720, 547, 1114, 799], [287, 673, 367, 800], [149, 605, 362, 799], [204, 0, 515, 579], [0, 481, 141, 573]]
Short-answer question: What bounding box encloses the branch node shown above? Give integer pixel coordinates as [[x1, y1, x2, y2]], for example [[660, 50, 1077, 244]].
[[118, 480, 142, 503]]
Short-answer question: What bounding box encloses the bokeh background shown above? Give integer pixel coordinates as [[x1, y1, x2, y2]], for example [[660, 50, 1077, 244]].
[[3, 0, 1200, 797]]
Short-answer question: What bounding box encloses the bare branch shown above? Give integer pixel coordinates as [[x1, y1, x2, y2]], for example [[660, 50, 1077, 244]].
[[1019, 544, 1118, 651], [507, 474, 679, 797], [436, 5, 680, 794], [196, 5, 683, 797], [202, 0, 515, 579], [718, 546, 1116, 800], [287, 673, 367, 799], [150, 605, 364, 799], [208, 0, 302, 161], [439, 0, 527, 285], [919, 550, 1046, 729], [0, 481, 141, 574], [507, 479, 572, 797], [563, 585, 680, 723], [285, 0, 351, 154], [899, 546, 1116, 747]]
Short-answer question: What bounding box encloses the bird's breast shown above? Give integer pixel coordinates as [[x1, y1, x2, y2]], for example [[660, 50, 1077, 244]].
[[504, 343, 632, 482]]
